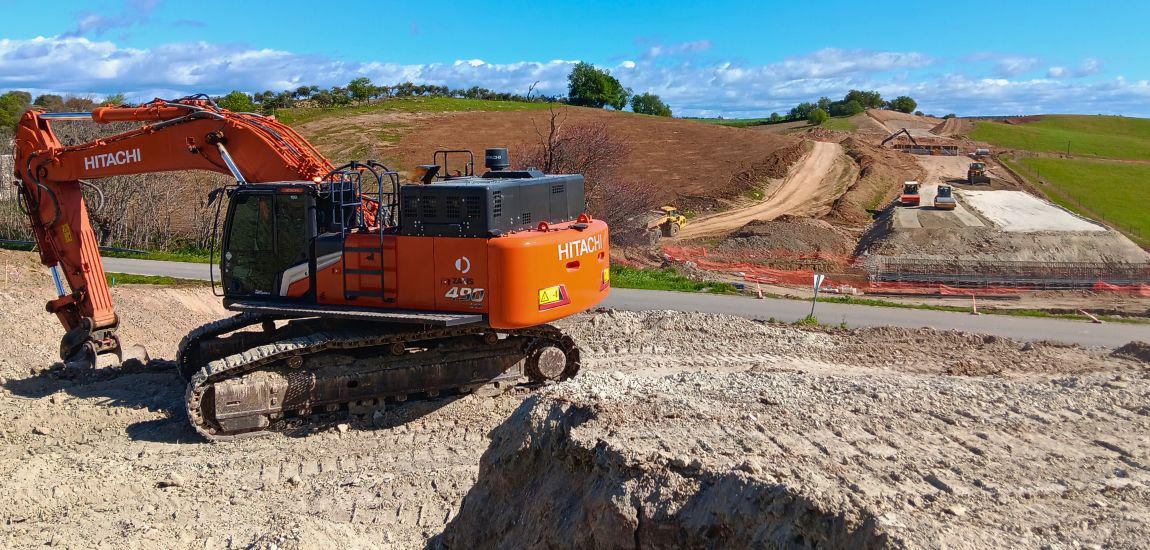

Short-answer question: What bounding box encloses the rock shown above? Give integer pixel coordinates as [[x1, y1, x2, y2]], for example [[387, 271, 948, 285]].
[[32, 426, 51, 436], [157, 474, 185, 488], [336, 423, 350, 434], [286, 475, 302, 486], [945, 505, 967, 517]]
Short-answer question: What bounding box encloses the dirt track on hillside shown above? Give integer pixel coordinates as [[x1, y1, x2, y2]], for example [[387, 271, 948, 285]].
[[676, 141, 850, 239]]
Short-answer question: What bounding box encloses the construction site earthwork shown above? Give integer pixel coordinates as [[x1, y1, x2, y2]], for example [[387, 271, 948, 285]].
[[1, 98, 1148, 549]]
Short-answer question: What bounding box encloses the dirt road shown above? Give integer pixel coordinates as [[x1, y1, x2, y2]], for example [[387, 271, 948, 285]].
[[676, 141, 848, 239]]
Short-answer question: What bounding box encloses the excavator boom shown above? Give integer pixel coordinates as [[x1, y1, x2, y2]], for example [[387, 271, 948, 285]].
[[12, 96, 335, 362]]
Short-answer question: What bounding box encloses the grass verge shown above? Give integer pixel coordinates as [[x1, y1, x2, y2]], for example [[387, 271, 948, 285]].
[[1, 242, 213, 263], [106, 272, 208, 286], [611, 266, 738, 294]]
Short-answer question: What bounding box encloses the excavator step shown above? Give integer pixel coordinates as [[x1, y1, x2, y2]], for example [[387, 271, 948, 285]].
[[225, 300, 483, 326]]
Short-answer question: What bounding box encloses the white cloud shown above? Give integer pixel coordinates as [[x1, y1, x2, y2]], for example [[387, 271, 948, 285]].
[[644, 40, 713, 59], [1048, 57, 1102, 79], [62, 0, 159, 38], [0, 36, 1143, 117]]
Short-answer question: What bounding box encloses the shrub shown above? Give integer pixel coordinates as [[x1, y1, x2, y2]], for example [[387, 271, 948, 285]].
[[808, 108, 829, 125]]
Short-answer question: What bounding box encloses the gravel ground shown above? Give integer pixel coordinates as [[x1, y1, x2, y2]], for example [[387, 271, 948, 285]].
[[0, 254, 1146, 548]]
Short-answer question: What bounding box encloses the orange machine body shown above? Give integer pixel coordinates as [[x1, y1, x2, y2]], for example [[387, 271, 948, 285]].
[[293, 219, 609, 329]]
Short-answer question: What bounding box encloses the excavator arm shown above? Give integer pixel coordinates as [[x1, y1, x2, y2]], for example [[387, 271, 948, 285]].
[[11, 96, 335, 364]]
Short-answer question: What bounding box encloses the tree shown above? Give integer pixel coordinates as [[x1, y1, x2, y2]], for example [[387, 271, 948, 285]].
[[33, 94, 65, 111], [101, 93, 127, 106], [845, 89, 884, 109], [216, 91, 258, 112], [567, 62, 630, 110], [942, 113, 957, 119], [768, 112, 781, 123], [817, 96, 832, 112], [828, 99, 864, 117], [0, 91, 33, 131], [788, 102, 817, 121], [808, 108, 829, 125], [888, 95, 917, 114], [347, 77, 375, 102], [630, 92, 672, 116]]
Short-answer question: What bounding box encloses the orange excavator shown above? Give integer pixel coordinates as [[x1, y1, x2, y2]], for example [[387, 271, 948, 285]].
[[12, 95, 609, 440]]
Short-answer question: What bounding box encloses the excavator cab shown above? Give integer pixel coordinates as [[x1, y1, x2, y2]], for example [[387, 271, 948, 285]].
[[220, 185, 317, 297]]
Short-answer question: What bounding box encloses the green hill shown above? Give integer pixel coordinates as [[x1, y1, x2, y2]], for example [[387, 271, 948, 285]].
[[1003, 157, 1150, 246], [971, 115, 1150, 161]]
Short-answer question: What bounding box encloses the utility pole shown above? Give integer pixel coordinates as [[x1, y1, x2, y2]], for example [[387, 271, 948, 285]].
[[1067, 140, 1071, 157]]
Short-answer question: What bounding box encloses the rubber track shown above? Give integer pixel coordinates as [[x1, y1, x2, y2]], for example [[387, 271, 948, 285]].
[[176, 312, 275, 379], [184, 324, 579, 442]]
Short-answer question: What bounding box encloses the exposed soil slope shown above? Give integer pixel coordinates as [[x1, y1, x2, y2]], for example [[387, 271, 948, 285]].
[[676, 141, 852, 239], [294, 105, 800, 206]]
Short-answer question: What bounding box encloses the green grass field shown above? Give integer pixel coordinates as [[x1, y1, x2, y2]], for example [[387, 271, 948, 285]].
[[687, 117, 773, 128], [275, 97, 554, 126], [821, 116, 858, 132], [970, 115, 1150, 161], [1004, 156, 1150, 245]]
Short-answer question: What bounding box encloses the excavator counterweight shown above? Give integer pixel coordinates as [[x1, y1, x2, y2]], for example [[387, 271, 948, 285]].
[[12, 95, 610, 440]]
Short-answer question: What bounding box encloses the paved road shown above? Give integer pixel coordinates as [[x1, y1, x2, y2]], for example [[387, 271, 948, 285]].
[[102, 257, 1150, 348]]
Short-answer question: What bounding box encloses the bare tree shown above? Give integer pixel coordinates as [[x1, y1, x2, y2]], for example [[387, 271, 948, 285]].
[[520, 109, 660, 245], [0, 120, 227, 252]]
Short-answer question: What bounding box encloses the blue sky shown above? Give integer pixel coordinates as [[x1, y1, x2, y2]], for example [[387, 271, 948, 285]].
[[1, 0, 1148, 117]]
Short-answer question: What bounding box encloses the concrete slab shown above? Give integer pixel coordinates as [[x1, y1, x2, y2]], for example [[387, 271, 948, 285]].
[[894, 207, 921, 228], [959, 190, 1107, 233]]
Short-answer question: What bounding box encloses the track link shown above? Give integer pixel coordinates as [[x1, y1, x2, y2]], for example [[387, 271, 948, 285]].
[[183, 322, 580, 441]]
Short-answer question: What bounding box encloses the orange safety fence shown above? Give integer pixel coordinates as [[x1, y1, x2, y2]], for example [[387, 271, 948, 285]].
[[661, 249, 1150, 297], [663, 246, 856, 266], [1093, 282, 1150, 297]]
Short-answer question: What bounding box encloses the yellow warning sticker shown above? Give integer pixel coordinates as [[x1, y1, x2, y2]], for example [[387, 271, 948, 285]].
[[538, 285, 563, 305], [60, 223, 74, 244]]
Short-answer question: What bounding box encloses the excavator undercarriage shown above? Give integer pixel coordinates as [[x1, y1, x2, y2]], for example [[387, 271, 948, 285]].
[[178, 314, 581, 441]]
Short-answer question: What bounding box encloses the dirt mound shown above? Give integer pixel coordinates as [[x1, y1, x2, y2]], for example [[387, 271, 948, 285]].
[[930, 117, 971, 138], [1004, 115, 1045, 125], [444, 364, 1150, 547], [2, 265, 1145, 548], [825, 137, 923, 229], [1112, 341, 1150, 363], [866, 109, 943, 132], [711, 216, 855, 258]]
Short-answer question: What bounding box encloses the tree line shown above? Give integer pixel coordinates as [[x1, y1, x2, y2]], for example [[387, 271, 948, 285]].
[[759, 90, 919, 126]]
